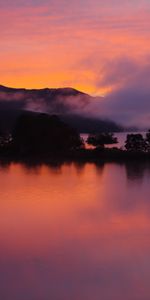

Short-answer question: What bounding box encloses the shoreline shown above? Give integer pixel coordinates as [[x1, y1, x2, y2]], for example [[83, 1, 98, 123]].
[[1, 148, 150, 166]]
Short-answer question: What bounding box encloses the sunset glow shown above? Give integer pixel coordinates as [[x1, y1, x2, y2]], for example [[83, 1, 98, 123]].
[[1, 3, 150, 298], [1, 0, 150, 95]]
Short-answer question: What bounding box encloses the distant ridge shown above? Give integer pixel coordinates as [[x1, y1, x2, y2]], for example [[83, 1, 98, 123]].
[[0, 84, 88, 95], [0, 84, 26, 92], [0, 84, 123, 133]]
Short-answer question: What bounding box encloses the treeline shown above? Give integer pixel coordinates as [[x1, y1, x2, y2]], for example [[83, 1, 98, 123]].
[[0, 112, 150, 161], [86, 132, 150, 152], [0, 112, 83, 156]]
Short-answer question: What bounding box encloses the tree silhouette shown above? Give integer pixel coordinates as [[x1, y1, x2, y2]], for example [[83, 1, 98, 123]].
[[146, 130, 150, 152], [0, 121, 4, 147], [12, 112, 84, 155], [125, 134, 147, 152], [87, 133, 118, 149]]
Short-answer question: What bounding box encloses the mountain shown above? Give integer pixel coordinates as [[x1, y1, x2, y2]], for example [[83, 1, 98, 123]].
[[0, 85, 90, 113], [61, 114, 123, 133], [0, 85, 123, 133]]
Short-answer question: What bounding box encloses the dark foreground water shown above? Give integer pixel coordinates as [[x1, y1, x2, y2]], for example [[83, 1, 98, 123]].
[[0, 161, 150, 300]]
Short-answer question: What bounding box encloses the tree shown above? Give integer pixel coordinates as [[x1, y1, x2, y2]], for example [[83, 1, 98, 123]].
[[87, 133, 118, 149], [125, 134, 147, 152], [0, 121, 4, 147], [12, 112, 84, 155], [146, 130, 150, 152]]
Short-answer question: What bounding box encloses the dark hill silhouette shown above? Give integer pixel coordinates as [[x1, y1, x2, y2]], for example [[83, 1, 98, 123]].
[[12, 112, 83, 155], [0, 84, 123, 133], [61, 114, 123, 133]]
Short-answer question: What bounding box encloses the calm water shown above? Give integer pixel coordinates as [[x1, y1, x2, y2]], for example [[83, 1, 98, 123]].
[[0, 161, 150, 300]]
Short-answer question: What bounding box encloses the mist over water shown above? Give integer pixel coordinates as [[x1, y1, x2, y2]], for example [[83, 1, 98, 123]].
[[0, 161, 150, 300]]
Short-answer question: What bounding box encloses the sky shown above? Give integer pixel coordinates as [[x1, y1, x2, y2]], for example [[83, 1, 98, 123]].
[[1, 0, 150, 126]]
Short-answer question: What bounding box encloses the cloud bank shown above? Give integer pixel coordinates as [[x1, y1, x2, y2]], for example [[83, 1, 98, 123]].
[[77, 57, 150, 128]]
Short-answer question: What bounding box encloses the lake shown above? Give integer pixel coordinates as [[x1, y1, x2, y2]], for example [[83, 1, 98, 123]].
[[0, 161, 150, 300]]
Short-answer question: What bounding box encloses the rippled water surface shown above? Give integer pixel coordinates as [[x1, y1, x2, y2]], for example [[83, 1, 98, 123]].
[[0, 161, 150, 300]]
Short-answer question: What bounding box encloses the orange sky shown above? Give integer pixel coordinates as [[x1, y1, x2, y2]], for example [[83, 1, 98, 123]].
[[1, 0, 150, 95]]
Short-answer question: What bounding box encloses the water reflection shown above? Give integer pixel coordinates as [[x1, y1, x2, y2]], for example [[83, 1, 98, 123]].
[[0, 162, 150, 299], [124, 161, 150, 182]]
